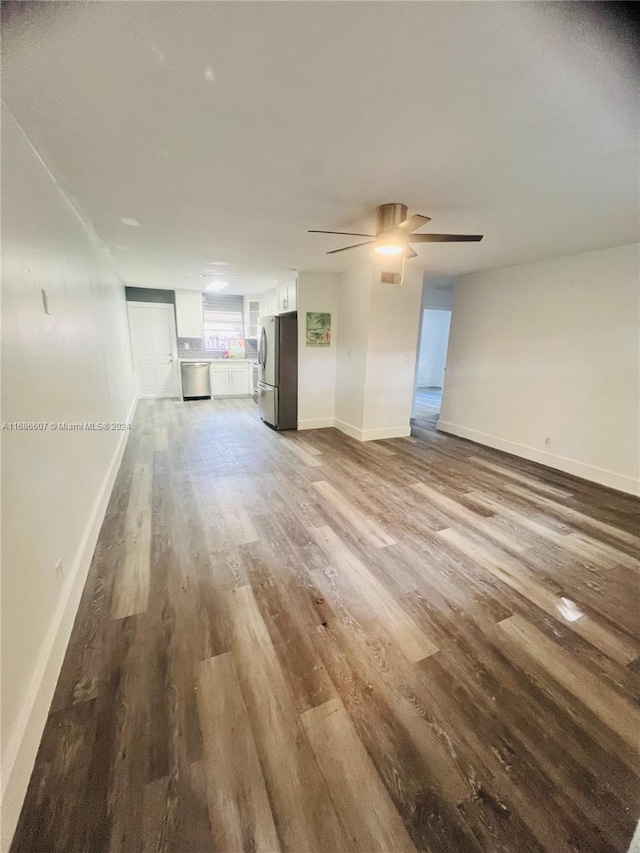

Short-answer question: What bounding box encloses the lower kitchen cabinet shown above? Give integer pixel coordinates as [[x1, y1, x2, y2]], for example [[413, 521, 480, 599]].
[[210, 362, 252, 397]]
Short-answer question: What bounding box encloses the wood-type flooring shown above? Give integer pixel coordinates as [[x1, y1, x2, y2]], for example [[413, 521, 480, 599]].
[[10, 397, 640, 852]]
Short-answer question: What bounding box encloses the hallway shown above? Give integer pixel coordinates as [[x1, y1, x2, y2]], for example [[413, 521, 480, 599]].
[[414, 386, 443, 422], [11, 399, 640, 853]]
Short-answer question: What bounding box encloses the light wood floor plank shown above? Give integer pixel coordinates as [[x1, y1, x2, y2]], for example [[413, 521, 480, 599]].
[[472, 457, 573, 498], [466, 490, 638, 570], [280, 437, 324, 467], [300, 698, 418, 853], [411, 481, 528, 553], [287, 436, 323, 456], [111, 462, 151, 618], [311, 525, 439, 663], [196, 652, 280, 852], [437, 527, 639, 665], [215, 491, 259, 545], [225, 584, 274, 650], [312, 479, 396, 548], [496, 614, 640, 767], [507, 484, 640, 552], [228, 583, 349, 853]]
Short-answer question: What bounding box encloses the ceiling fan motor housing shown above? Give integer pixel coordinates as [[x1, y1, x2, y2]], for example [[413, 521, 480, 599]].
[[376, 203, 408, 234]]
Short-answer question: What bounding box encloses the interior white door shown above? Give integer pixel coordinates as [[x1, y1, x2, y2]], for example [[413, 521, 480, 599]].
[[127, 303, 179, 398]]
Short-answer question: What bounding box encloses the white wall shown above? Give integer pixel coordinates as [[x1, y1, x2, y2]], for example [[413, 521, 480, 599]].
[[335, 265, 371, 433], [417, 309, 451, 387], [421, 277, 455, 311], [361, 266, 423, 437], [297, 272, 339, 430], [1, 107, 136, 849], [440, 243, 640, 495], [334, 263, 423, 440]]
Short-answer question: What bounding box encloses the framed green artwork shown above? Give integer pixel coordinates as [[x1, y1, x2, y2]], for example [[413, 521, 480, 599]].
[[306, 312, 331, 347]]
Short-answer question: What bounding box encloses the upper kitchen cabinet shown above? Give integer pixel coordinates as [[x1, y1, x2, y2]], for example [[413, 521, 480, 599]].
[[244, 296, 261, 338], [175, 290, 203, 338], [277, 277, 297, 314], [260, 289, 278, 319]]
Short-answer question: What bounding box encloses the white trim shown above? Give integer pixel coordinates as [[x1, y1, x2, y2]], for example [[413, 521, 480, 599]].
[[361, 425, 412, 441], [334, 419, 412, 442], [297, 417, 335, 431], [333, 419, 363, 440], [437, 420, 640, 497], [1, 393, 139, 853]]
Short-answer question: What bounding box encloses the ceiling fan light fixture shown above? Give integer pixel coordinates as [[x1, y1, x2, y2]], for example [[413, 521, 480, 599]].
[[309, 203, 483, 255], [374, 243, 404, 256]]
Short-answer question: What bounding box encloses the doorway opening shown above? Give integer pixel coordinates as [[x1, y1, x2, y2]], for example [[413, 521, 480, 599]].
[[414, 308, 451, 425]]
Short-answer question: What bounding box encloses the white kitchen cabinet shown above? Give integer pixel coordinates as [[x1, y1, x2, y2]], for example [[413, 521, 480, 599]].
[[229, 363, 251, 396], [210, 365, 232, 397], [286, 279, 297, 312], [175, 290, 203, 338], [260, 289, 278, 319], [277, 277, 297, 314], [210, 362, 251, 397], [277, 283, 287, 314], [244, 297, 261, 338]]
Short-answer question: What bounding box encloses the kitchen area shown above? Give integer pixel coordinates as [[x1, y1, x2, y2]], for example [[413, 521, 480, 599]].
[[125, 276, 298, 430]]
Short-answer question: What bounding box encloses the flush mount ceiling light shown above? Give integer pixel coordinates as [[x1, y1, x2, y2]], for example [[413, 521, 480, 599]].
[[309, 203, 483, 257], [120, 217, 140, 227], [205, 281, 229, 292], [208, 261, 228, 266]]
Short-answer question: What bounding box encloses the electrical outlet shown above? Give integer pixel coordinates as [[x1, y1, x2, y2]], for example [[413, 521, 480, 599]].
[[184, 342, 190, 350], [545, 437, 552, 446], [54, 558, 64, 586]]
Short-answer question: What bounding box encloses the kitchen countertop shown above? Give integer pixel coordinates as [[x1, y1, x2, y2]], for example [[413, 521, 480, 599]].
[[178, 358, 254, 363]]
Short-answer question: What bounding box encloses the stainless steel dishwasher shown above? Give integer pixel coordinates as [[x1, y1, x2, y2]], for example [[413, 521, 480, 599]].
[[180, 362, 211, 400]]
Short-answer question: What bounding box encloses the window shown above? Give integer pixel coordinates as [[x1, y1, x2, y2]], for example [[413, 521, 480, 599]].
[[202, 302, 244, 352]]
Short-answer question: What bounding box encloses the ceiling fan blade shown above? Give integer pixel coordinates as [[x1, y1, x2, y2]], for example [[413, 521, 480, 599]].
[[397, 214, 431, 232], [409, 234, 483, 243], [405, 246, 418, 259], [326, 240, 376, 254], [309, 230, 375, 238]]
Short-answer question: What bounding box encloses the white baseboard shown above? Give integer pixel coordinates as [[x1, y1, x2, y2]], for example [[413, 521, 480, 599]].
[[333, 419, 362, 439], [297, 417, 335, 430], [361, 425, 412, 441], [334, 419, 412, 442], [437, 420, 640, 497], [1, 393, 138, 853]]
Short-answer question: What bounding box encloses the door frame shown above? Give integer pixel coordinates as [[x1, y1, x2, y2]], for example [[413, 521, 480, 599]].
[[127, 301, 179, 399], [411, 305, 452, 419]]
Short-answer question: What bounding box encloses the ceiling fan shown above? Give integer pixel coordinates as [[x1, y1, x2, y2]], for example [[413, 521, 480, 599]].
[[309, 203, 483, 258]]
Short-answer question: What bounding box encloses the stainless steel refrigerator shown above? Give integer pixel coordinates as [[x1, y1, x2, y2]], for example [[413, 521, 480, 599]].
[[257, 313, 298, 429]]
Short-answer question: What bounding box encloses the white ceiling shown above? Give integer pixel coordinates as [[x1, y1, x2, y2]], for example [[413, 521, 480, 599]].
[[3, 2, 639, 295]]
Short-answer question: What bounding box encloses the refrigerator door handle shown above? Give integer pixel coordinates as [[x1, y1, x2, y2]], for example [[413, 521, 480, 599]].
[[259, 327, 267, 369]]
